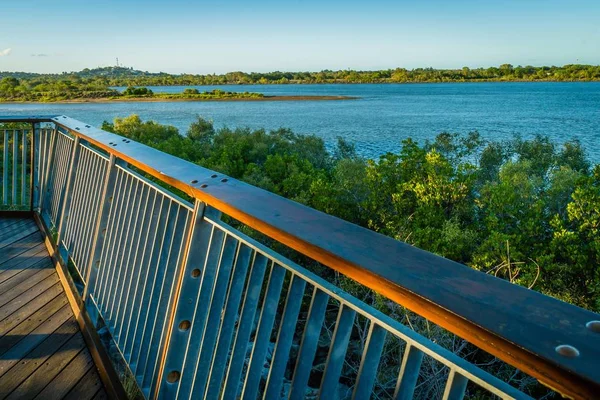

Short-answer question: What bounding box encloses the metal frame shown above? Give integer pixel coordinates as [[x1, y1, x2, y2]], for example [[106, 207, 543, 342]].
[[1, 115, 599, 400]]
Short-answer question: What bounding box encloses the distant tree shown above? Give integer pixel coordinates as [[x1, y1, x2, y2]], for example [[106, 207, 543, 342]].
[[123, 86, 153, 96]]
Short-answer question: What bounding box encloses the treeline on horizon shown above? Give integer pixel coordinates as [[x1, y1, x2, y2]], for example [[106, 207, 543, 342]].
[[2, 63, 600, 86], [0, 75, 265, 102], [2, 63, 599, 102]]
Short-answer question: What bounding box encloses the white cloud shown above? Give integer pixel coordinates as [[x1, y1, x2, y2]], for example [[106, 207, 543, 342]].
[[0, 48, 12, 56]]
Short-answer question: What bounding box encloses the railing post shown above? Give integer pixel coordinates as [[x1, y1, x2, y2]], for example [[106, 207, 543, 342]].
[[11, 130, 17, 206], [83, 154, 119, 308], [55, 136, 81, 259], [31, 123, 40, 211], [21, 129, 27, 206], [152, 200, 209, 399]]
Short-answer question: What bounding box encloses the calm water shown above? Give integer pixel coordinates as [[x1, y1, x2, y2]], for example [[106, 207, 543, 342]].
[[2, 82, 599, 161]]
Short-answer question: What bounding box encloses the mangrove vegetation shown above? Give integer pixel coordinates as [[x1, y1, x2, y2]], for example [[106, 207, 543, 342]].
[[100, 115, 599, 397]]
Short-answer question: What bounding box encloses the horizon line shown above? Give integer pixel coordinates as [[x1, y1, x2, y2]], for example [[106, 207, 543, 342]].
[[2, 62, 599, 76]]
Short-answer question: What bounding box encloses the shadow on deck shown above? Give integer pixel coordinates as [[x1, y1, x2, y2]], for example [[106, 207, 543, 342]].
[[0, 215, 107, 399]]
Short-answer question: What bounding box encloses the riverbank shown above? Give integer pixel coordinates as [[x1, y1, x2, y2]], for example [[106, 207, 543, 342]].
[[0, 94, 357, 104]]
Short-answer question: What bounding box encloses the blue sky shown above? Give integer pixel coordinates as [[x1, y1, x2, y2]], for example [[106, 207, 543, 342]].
[[1, 0, 599, 73]]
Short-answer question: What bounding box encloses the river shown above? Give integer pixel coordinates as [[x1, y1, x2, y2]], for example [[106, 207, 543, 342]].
[[1, 82, 599, 161]]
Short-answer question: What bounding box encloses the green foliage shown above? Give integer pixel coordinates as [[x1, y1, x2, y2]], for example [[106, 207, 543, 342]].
[[2, 63, 600, 102], [105, 115, 600, 313], [0, 76, 264, 102], [0, 75, 120, 101], [2, 63, 599, 102], [122, 86, 153, 96], [158, 89, 264, 100]]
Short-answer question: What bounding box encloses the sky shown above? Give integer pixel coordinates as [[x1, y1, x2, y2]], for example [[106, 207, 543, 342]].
[[1, 0, 599, 74]]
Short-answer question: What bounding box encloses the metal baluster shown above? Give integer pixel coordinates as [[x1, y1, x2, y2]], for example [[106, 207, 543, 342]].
[[35, 128, 46, 211], [50, 134, 70, 223], [105, 177, 143, 328], [352, 323, 387, 399], [318, 304, 356, 398], [153, 200, 208, 399], [289, 288, 329, 400], [129, 197, 173, 376], [21, 129, 27, 206], [56, 137, 81, 258], [65, 147, 92, 263], [12, 130, 17, 205], [83, 154, 118, 302], [141, 206, 190, 392], [221, 255, 270, 400], [78, 154, 108, 279], [47, 132, 68, 223], [135, 203, 185, 385], [111, 182, 150, 338], [169, 223, 225, 397], [263, 274, 307, 400], [2, 130, 7, 205], [96, 169, 129, 313], [442, 370, 468, 400], [204, 245, 255, 399], [188, 235, 239, 399], [118, 189, 158, 349], [122, 191, 161, 360], [393, 344, 424, 400], [241, 264, 286, 400], [40, 128, 53, 207], [31, 124, 40, 211]]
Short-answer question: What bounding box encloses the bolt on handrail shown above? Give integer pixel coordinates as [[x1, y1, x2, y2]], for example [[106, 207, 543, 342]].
[[1, 115, 599, 399]]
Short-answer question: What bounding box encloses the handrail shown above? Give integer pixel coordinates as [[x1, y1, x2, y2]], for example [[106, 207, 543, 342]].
[[2, 115, 600, 399]]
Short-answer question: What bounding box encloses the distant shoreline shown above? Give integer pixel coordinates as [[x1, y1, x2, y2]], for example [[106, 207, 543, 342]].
[[0, 95, 358, 104]]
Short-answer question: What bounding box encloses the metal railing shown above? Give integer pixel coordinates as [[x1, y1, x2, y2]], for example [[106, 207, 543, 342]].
[[1, 115, 599, 400], [0, 128, 31, 208]]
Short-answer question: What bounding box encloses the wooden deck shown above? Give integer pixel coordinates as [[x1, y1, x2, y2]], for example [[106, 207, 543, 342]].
[[0, 215, 107, 399]]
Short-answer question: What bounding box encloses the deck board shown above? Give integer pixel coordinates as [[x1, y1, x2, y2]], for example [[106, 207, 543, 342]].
[[0, 216, 107, 399]]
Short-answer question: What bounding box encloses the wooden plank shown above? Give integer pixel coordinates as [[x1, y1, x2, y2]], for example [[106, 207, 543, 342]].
[[0, 242, 48, 283], [0, 219, 38, 248], [0, 292, 69, 354], [0, 282, 63, 334], [33, 213, 125, 399], [0, 305, 71, 376], [0, 249, 48, 287], [0, 217, 26, 231], [0, 253, 51, 290], [37, 349, 96, 400], [0, 233, 44, 267], [6, 334, 86, 399], [0, 218, 31, 237], [0, 265, 54, 308], [92, 389, 108, 400], [0, 272, 59, 322], [63, 367, 104, 400], [0, 258, 51, 294], [0, 318, 79, 392]]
